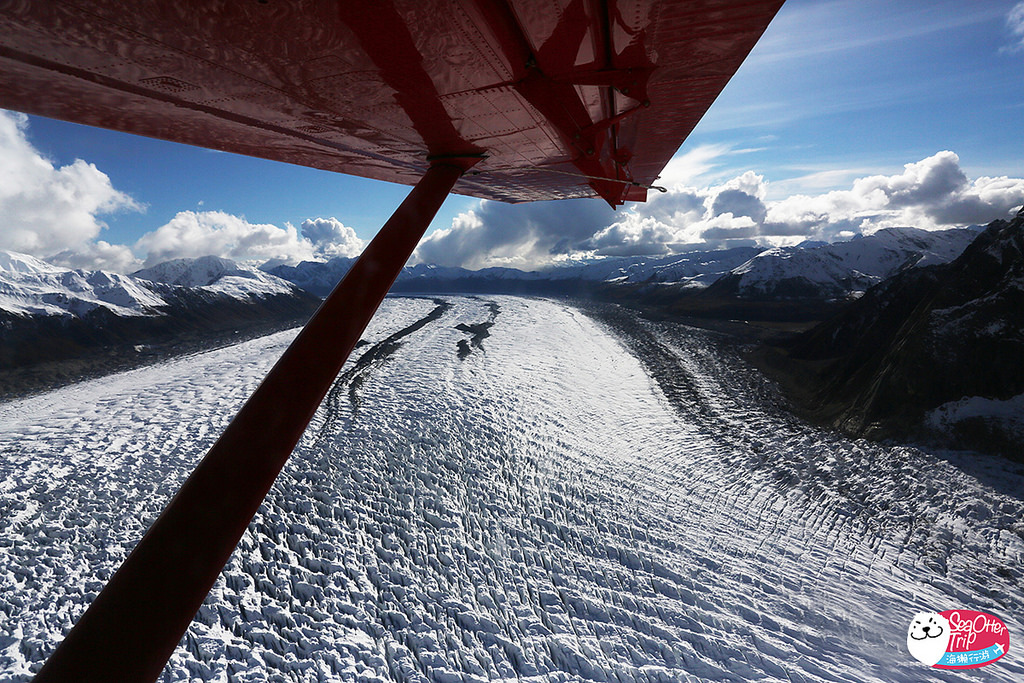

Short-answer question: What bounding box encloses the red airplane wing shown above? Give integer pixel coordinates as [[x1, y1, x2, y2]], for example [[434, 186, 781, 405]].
[[0, 0, 782, 206]]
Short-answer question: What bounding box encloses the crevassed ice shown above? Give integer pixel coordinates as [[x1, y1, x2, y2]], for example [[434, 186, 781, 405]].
[[0, 295, 1021, 683]]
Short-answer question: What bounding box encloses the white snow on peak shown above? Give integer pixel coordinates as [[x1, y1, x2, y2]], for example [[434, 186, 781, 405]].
[[928, 392, 1024, 425], [0, 250, 64, 276], [400, 248, 762, 286], [726, 227, 979, 298], [134, 255, 297, 297], [926, 392, 1024, 442], [273, 229, 976, 299], [538, 248, 761, 285], [0, 249, 166, 317], [0, 251, 300, 319]]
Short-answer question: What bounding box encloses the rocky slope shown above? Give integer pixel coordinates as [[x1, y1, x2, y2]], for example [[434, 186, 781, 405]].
[[776, 210, 1024, 457]]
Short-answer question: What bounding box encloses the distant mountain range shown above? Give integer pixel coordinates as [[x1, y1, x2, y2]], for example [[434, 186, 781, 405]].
[[0, 252, 302, 318], [706, 227, 977, 300], [267, 226, 979, 301], [0, 253, 319, 398], [0, 227, 984, 396], [0, 250, 168, 318], [0, 226, 979, 328]]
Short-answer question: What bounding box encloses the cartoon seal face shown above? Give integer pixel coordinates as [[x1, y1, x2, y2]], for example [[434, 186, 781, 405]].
[[907, 612, 951, 666]]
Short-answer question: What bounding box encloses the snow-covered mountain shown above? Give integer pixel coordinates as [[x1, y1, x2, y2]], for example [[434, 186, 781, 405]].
[[599, 247, 763, 285], [0, 251, 166, 317], [399, 248, 763, 286], [269, 228, 976, 301], [0, 252, 319, 398], [266, 256, 357, 296], [784, 210, 1024, 457], [134, 255, 297, 298], [267, 249, 765, 296], [708, 227, 980, 300], [0, 251, 304, 320]]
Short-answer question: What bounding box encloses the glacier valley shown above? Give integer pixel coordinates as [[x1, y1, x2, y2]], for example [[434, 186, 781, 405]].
[[1, 296, 1022, 682]]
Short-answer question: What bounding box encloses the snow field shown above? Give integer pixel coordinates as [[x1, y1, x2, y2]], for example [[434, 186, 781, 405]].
[[0, 297, 438, 680], [1, 296, 1023, 682]]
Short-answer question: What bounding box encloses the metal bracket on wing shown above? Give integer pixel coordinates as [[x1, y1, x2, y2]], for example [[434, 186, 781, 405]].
[[512, 61, 656, 206], [552, 66, 653, 105], [466, 0, 658, 206]]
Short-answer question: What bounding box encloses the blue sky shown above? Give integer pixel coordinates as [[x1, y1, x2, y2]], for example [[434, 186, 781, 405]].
[[688, 0, 1024, 188], [2, 0, 1023, 272]]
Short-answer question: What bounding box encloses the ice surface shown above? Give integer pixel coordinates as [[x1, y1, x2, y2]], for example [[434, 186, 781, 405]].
[[1, 296, 1022, 682]]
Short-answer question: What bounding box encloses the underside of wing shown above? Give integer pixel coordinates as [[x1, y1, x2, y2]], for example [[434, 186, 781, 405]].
[[0, 0, 783, 206]]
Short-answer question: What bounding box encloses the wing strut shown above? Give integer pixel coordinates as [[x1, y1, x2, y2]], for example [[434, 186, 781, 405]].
[[33, 157, 481, 683]]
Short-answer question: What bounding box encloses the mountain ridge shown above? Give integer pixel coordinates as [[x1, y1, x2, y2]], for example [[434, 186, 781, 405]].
[[0, 253, 319, 399], [3, 219, 1015, 459], [265, 226, 978, 302], [760, 210, 1024, 458]]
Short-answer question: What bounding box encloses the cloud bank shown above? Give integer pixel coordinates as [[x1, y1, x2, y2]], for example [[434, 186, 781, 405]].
[[0, 111, 367, 272], [299, 217, 366, 259], [414, 199, 618, 270], [135, 211, 316, 268], [135, 214, 366, 269], [415, 151, 1024, 268], [3, 112, 1021, 273], [0, 110, 141, 270]]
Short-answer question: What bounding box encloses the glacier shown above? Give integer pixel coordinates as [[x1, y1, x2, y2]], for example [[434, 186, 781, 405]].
[[1, 296, 1022, 682]]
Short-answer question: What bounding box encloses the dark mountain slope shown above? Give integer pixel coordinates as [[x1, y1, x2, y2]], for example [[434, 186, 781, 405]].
[[771, 209, 1024, 457]]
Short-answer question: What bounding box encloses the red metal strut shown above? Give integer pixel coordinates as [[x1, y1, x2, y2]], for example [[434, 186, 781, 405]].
[[33, 159, 479, 683]]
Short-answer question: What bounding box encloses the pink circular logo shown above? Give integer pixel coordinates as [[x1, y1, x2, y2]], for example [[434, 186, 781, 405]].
[[907, 609, 1010, 669]]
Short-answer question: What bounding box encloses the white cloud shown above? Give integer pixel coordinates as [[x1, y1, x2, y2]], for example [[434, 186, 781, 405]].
[[47, 210, 370, 272], [132, 213, 369, 269], [655, 144, 732, 189], [135, 211, 317, 268], [767, 151, 1024, 236], [586, 217, 685, 257], [6, 106, 1019, 274], [0, 111, 369, 273], [300, 217, 366, 258], [1006, 2, 1024, 51], [47, 241, 141, 273], [418, 151, 1024, 267], [0, 110, 141, 260], [763, 167, 875, 199], [413, 198, 617, 269]]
